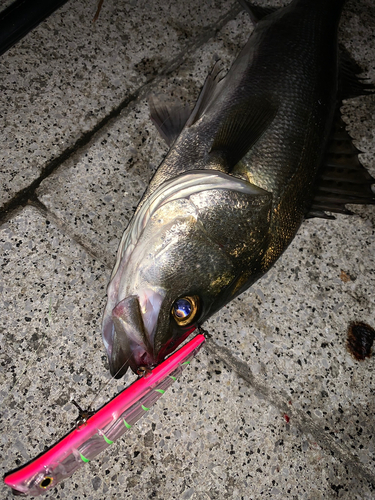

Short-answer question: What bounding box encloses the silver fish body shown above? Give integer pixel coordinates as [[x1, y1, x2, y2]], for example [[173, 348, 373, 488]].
[[102, 0, 374, 376]]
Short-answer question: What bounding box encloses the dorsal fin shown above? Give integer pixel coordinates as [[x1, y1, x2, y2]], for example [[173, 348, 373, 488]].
[[307, 115, 375, 219], [238, 0, 278, 24], [185, 61, 225, 127], [148, 94, 191, 147], [307, 49, 374, 219], [339, 45, 374, 99]]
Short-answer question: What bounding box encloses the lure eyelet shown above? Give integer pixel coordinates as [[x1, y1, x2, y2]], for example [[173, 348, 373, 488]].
[[171, 296, 199, 326]]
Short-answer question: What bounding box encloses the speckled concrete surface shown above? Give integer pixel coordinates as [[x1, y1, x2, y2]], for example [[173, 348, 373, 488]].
[[0, 0, 240, 206], [1, 1, 375, 499]]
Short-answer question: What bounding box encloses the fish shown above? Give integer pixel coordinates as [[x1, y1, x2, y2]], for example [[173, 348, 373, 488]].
[[102, 0, 374, 377]]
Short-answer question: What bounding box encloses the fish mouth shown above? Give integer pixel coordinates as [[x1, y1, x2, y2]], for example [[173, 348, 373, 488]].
[[103, 293, 197, 377], [104, 292, 164, 377]]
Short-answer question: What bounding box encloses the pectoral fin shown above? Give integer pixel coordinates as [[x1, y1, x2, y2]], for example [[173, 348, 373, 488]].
[[209, 97, 277, 169], [338, 46, 374, 99], [186, 62, 225, 127], [149, 94, 191, 146]]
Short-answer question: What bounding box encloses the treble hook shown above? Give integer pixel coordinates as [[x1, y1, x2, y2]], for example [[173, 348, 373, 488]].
[[71, 400, 95, 428]]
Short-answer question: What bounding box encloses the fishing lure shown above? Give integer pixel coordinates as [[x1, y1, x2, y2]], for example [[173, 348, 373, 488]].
[[4, 334, 205, 497]]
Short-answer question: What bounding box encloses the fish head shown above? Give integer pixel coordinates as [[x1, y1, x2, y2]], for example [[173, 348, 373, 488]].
[[102, 170, 272, 377]]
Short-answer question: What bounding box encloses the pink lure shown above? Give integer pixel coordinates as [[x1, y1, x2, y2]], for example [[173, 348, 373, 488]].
[[4, 334, 205, 496]]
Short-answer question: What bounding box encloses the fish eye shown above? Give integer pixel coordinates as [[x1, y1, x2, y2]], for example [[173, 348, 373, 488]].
[[171, 296, 199, 326]]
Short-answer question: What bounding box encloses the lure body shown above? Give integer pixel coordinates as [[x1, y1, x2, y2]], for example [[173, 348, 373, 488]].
[[4, 334, 205, 497]]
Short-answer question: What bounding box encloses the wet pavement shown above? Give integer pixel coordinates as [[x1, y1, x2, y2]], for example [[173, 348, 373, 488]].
[[1, 0, 375, 499]]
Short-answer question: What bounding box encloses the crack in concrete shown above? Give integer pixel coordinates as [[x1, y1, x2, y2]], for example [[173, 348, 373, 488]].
[[0, 2, 242, 226]]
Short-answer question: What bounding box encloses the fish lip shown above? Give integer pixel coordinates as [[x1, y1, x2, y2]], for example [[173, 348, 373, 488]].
[[108, 294, 162, 376], [109, 340, 156, 377], [124, 325, 198, 374]]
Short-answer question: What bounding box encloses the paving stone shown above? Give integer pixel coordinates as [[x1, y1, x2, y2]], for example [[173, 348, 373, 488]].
[[0, 0, 237, 206]]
